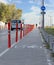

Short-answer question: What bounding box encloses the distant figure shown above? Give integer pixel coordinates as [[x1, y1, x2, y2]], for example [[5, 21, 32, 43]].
[[36, 24, 37, 28]]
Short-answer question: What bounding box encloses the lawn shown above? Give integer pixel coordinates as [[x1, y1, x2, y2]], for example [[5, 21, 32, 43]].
[[45, 28, 54, 35]]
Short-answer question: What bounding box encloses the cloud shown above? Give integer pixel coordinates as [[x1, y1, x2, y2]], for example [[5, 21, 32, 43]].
[[45, 0, 54, 9], [22, 5, 41, 24], [13, 0, 23, 4], [8, 0, 12, 2], [29, 0, 34, 3], [43, 9, 54, 26], [22, 12, 40, 24], [31, 6, 40, 13], [29, 0, 41, 6], [0, 0, 8, 4], [45, 3, 54, 8], [46, 10, 54, 16], [48, 0, 54, 4], [22, 5, 54, 26], [7, 0, 23, 4]]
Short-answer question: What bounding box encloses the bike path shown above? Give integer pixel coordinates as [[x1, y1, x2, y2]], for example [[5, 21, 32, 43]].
[[0, 29, 50, 65]]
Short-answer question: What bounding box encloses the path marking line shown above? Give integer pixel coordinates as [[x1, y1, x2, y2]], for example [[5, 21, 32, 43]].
[[0, 48, 9, 57], [0, 42, 19, 57]]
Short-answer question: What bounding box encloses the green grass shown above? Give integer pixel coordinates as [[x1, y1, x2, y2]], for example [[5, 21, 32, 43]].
[[40, 32, 50, 49], [45, 28, 54, 35], [45, 43, 50, 49], [44, 28, 54, 57], [50, 53, 54, 57]]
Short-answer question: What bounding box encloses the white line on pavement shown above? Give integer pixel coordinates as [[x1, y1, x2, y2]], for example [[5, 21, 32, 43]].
[[0, 41, 19, 57], [0, 48, 9, 57], [11, 42, 16, 48]]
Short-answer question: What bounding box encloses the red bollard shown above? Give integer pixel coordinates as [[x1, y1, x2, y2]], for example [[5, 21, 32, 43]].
[[23, 24, 25, 37], [16, 22, 18, 42], [20, 23, 22, 39], [8, 22, 11, 48], [20, 30, 22, 39], [23, 24, 26, 37], [21, 23, 22, 30]]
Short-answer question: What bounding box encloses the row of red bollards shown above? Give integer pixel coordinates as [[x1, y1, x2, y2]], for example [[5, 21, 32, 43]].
[[8, 22, 34, 48], [23, 24, 34, 36]]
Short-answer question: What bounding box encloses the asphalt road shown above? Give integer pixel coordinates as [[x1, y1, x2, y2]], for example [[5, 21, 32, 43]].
[[0, 29, 21, 53], [0, 29, 53, 65]]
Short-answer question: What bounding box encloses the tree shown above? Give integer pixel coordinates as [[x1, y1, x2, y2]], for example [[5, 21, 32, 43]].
[[0, 3, 6, 21], [15, 9, 22, 20], [0, 3, 22, 22], [5, 4, 16, 21]]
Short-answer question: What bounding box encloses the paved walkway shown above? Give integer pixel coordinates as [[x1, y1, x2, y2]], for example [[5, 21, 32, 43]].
[[0, 29, 53, 65]]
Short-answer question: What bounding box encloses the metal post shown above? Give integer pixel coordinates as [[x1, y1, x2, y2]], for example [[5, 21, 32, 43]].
[[42, 11, 44, 29], [42, 0, 44, 29], [42, 0, 44, 6]]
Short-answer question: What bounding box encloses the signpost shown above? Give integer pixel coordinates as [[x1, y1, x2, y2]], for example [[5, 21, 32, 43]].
[[41, 6, 46, 11], [41, 0, 46, 29]]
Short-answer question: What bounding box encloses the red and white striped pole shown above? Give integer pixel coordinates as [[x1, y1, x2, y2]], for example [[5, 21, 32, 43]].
[[8, 22, 11, 48], [16, 22, 18, 42]]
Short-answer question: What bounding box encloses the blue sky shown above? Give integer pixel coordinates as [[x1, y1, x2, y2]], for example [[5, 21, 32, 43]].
[[0, 0, 54, 25], [0, 0, 54, 13], [0, 0, 54, 14], [7, 0, 41, 13]]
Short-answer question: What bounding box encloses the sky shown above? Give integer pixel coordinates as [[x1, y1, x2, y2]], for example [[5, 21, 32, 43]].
[[0, 0, 54, 26]]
